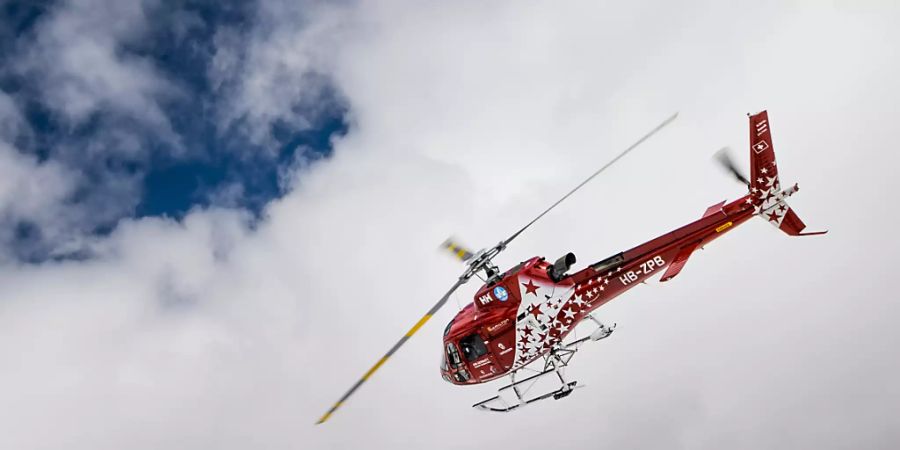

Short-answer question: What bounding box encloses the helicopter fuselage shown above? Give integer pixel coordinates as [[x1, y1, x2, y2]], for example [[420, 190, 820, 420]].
[[440, 193, 759, 385], [316, 110, 823, 424]]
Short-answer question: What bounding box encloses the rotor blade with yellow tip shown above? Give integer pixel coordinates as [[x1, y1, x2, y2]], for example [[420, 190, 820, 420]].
[[440, 238, 476, 262], [315, 276, 470, 425]]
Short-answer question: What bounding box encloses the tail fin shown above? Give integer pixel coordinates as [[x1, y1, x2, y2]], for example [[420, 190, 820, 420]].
[[748, 111, 827, 236]]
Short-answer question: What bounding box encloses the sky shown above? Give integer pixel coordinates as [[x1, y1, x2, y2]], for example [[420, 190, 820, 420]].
[[0, 1, 898, 449]]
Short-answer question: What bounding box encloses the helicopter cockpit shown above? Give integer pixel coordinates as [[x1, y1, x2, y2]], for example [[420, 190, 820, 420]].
[[440, 309, 494, 383], [441, 341, 475, 382], [441, 333, 491, 383]]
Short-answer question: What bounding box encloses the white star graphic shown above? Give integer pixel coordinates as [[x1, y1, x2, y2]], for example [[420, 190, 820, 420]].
[[573, 296, 586, 307], [745, 197, 753, 204], [604, 279, 610, 285], [761, 167, 768, 174], [556, 323, 569, 334], [757, 177, 764, 184], [563, 308, 576, 319]]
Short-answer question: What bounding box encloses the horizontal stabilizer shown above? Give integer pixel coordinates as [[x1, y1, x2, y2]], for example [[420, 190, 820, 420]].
[[660, 242, 699, 282], [778, 207, 828, 236], [702, 200, 726, 218]]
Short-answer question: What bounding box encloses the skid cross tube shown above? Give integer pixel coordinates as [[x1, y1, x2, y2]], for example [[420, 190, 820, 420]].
[[472, 316, 613, 412]]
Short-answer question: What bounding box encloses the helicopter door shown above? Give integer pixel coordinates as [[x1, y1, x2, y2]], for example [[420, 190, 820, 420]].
[[460, 333, 501, 379], [459, 334, 488, 361]]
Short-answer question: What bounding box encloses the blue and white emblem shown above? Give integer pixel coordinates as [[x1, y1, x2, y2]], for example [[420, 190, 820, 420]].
[[493, 286, 509, 302]]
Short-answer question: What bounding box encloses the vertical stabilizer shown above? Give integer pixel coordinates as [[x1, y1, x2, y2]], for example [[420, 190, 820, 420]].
[[748, 111, 826, 236]]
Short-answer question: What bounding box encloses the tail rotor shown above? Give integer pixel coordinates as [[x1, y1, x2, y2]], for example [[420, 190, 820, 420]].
[[714, 147, 750, 186]]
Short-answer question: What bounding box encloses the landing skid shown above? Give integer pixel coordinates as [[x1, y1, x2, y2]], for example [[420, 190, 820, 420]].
[[473, 317, 615, 412]]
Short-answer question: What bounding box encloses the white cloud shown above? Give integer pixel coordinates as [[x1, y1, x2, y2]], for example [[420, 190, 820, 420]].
[[0, 91, 24, 142], [1, 1, 900, 449], [18, 0, 182, 149], [210, 0, 347, 147], [0, 140, 79, 262]]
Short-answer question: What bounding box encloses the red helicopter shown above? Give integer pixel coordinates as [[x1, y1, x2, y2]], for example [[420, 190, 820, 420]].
[[316, 110, 825, 423]]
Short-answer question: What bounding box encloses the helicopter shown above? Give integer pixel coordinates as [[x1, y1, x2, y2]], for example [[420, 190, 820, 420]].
[[316, 110, 825, 423]]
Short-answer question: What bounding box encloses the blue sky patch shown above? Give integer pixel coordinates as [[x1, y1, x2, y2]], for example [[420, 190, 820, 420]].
[[0, 1, 348, 262]]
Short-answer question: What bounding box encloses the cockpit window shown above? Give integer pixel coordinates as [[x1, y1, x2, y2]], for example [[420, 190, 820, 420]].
[[459, 334, 488, 362], [443, 320, 453, 337], [447, 342, 461, 367]]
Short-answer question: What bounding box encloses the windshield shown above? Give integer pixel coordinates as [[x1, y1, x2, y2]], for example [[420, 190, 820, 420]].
[[447, 342, 461, 367], [459, 334, 488, 362]]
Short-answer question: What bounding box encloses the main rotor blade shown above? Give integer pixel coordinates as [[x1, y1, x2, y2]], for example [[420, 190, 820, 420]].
[[315, 276, 470, 425], [440, 238, 476, 262], [501, 113, 678, 248]]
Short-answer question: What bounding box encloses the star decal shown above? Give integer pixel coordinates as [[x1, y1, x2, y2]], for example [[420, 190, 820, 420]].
[[573, 295, 586, 307], [761, 167, 768, 174], [767, 210, 781, 222], [563, 308, 576, 319], [527, 304, 541, 320], [522, 280, 539, 295]]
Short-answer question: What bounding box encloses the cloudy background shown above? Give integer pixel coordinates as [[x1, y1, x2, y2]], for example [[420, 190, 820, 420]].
[[1, 1, 898, 448]]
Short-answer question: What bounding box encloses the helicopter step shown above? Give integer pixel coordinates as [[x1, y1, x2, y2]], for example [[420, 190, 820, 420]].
[[473, 316, 614, 412]]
